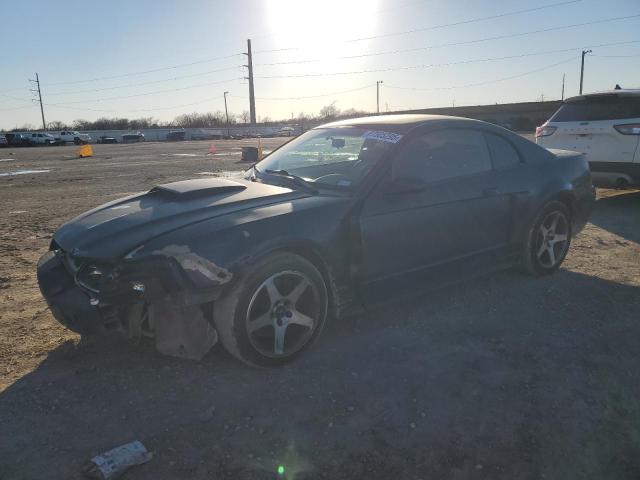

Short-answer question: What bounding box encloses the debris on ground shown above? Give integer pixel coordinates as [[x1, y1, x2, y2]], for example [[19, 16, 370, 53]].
[[83, 440, 152, 479]]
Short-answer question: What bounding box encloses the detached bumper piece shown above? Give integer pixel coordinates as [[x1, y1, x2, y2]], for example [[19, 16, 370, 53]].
[[37, 251, 123, 334]]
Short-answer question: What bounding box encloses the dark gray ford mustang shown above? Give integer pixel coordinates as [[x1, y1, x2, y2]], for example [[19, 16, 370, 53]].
[[37, 115, 595, 366]]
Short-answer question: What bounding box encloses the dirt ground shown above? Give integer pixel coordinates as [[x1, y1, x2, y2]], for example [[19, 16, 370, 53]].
[[0, 140, 639, 479]]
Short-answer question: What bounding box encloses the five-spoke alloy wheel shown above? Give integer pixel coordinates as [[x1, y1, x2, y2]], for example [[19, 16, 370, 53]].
[[214, 252, 328, 367], [523, 200, 572, 275]]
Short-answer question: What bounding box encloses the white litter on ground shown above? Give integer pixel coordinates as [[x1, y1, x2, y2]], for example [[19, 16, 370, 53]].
[[160, 153, 199, 157], [0, 169, 50, 177], [0, 159, 15, 162], [83, 440, 152, 479]]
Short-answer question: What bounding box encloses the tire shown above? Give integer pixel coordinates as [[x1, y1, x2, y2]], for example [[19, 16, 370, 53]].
[[214, 252, 328, 367], [522, 200, 572, 276]]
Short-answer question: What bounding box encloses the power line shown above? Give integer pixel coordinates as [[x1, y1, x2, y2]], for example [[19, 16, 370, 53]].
[[39, 58, 575, 114], [44, 94, 228, 114], [592, 52, 640, 58], [0, 0, 587, 93], [254, 39, 640, 67], [254, 16, 640, 67], [385, 57, 576, 91], [46, 78, 243, 106], [345, 0, 583, 43], [228, 84, 375, 101], [44, 53, 243, 87], [253, 49, 587, 79], [0, 92, 33, 103], [45, 65, 243, 96]]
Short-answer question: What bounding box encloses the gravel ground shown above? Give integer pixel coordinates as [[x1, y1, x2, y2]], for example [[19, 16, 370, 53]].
[[0, 140, 639, 480]]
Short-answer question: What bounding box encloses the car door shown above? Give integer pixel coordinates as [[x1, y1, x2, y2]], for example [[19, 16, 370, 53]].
[[358, 127, 514, 294]]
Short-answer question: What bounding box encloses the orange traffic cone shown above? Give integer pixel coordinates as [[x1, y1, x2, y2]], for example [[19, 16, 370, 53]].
[[208, 144, 217, 154], [78, 144, 93, 158]]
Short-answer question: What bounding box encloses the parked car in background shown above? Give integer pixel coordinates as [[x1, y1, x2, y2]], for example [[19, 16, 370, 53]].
[[166, 130, 186, 141], [190, 129, 224, 140], [96, 136, 118, 144], [536, 89, 640, 188], [121, 132, 145, 143], [4, 133, 32, 146], [37, 115, 595, 367], [0, 135, 7, 147], [29, 132, 57, 145], [55, 130, 91, 145], [277, 126, 296, 137]]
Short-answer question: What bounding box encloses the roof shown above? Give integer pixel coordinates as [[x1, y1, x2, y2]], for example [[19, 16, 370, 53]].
[[317, 114, 482, 133], [565, 89, 640, 102]]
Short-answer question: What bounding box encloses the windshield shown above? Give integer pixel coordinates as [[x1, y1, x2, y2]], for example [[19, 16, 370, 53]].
[[253, 127, 398, 189]]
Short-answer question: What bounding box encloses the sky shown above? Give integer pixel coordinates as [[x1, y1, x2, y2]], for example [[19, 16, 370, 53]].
[[1, 0, 639, 130]]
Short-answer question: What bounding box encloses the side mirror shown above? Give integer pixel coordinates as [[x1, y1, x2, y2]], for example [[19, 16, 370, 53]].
[[382, 177, 427, 195]]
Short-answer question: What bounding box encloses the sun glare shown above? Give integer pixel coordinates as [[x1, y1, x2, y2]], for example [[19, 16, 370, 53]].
[[265, 0, 380, 54]]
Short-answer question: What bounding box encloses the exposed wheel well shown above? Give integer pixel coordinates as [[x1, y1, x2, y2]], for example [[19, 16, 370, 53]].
[[550, 192, 575, 219], [273, 244, 341, 316]]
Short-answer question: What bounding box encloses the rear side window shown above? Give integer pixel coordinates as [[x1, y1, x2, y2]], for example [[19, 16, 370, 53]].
[[393, 129, 492, 183], [550, 95, 640, 121], [484, 133, 521, 170]]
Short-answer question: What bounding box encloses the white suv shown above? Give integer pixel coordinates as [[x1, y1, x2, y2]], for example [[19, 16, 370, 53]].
[[536, 89, 640, 188]]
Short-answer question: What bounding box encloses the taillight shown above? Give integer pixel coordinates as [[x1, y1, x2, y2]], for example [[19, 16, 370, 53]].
[[535, 125, 557, 138], [614, 123, 640, 135]]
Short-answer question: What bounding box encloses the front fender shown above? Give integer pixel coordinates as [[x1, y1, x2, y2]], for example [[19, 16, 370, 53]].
[[126, 195, 353, 300]]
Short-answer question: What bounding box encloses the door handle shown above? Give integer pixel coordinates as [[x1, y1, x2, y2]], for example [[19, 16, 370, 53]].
[[483, 187, 500, 197]]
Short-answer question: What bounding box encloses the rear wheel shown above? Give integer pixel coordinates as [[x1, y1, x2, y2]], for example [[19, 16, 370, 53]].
[[214, 252, 328, 367], [522, 200, 571, 276]]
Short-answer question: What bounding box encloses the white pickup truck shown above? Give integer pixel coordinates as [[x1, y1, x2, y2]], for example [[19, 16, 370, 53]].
[[55, 130, 91, 145]]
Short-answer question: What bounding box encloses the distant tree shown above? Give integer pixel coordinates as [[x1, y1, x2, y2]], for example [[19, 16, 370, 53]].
[[239, 110, 250, 124], [341, 108, 366, 119], [10, 123, 36, 132], [128, 117, 157, 129], [72, 119, 91, 130], [319, 102, 339, 120], [47, 120, 68, 130]]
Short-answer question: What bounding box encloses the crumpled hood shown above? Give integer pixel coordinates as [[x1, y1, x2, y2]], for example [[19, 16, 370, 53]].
[[53, 177, 301, 259]]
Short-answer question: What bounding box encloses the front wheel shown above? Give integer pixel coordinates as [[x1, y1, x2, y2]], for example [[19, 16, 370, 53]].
[[522, 200, 572, 276], [214, 252, 328, 367]]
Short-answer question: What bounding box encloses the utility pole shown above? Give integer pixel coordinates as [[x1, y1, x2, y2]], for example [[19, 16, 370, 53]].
[[561, 73, 565, 101], [579, 50, 592, 95], [376, 80, 383, 114], [29, 73, 46, 130], [243, 39, 256, 125], [223, 91, 230, 138]]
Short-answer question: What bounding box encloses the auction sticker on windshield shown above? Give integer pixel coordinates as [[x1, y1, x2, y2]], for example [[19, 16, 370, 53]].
[[362, 130, 403, 144]]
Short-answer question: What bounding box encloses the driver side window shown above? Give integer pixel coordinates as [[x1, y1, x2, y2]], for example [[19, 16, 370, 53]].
[[392, 129, 492, 184]]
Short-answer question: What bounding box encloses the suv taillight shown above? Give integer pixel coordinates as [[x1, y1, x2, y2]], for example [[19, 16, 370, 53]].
[[614, 123, 640, 135], [535, 125, 557, 138]]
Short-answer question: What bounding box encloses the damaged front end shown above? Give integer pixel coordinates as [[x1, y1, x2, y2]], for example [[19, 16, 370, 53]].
[[37, 242, 232, 360]]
